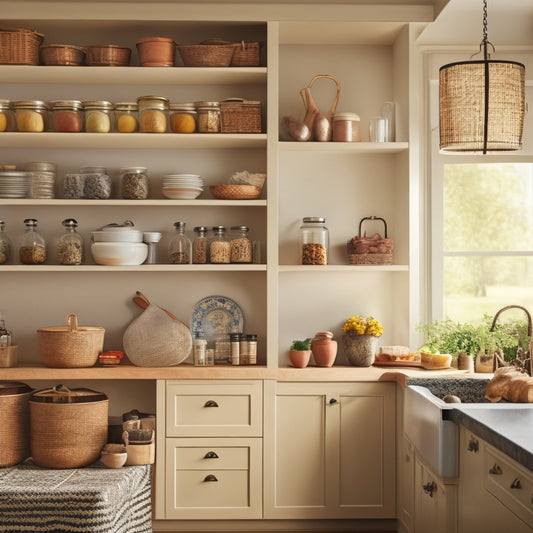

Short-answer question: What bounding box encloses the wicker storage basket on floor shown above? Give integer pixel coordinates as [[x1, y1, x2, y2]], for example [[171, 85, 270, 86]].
[[0, 28, 44, 65], [347, 216, 394, 265], [0, 382, 33, 467], [29, 385, 108, 469], [220, 98, 262, 133]]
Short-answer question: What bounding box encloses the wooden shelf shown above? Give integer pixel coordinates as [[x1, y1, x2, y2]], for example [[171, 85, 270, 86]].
[[279, 141, 408, 154], [0, 264, 267, 272]]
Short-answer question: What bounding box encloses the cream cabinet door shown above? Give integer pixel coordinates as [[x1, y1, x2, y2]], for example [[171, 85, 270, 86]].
[[264, 381, 395, 519]]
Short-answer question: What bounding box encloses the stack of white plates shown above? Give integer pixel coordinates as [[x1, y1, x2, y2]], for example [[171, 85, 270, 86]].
[[0, 170, 30, 198], [162, 173, 204, 199]]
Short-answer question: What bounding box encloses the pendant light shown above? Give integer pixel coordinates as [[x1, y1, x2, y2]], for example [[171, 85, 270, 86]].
[[439, 0, 526, 153]]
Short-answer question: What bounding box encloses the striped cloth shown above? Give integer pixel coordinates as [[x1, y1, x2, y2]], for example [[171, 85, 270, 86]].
[[0, 460, 152, 532]]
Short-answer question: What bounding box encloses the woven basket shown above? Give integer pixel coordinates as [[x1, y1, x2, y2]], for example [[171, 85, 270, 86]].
[[29, 385, 108, 469], [201, 39, 261, 66], [85, 45, 131, 66], [37, 313, 105, 368], [40, 44, 85, 66], [0, 382, 33, 467], [210, 183, 262, 200], [347, 216, 394, 265], [0, 28, 44, 65], [220, 98, 262, 133], [177, 44, 235, 67]]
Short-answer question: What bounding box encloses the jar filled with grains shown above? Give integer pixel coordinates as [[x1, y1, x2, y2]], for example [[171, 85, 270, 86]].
[[13, 100, 48, 133], [0, 220, 12, 264], [57, 218, 84, 265], [83, 100, 114, 133], [120, 166, 149, 199], [230, 225, 252, 263], [80, 166, 111, 199], [19, 218, 46, 264], [299, 217, 329, 265], [51, 100, 84, 132], [210, 225, 230, 264], [0, 99, 16, 132], [169, 103, 197, 133], [196, 101, 220, 133], [114, 102, 139, 133], [137, 95, 169, 133], [168, 221, 191, 264], [192, 226, 209, 264]]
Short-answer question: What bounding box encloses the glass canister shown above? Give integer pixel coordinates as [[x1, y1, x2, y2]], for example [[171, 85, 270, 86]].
[[300, 217, 328, 265], [22, 161, 56, 199], [192, 226, 209, 264], [51, 100, 84, 132], [0, 99, 16, 132], [209, 225, 230, 264], [0, 220, 13, 264], [19, 218, 46, 264], [120, 166, 149, 200], [13, 100, 48, 132], [195, 101, 220, 133], [137, 95, 169, 133], [57, 218, 84, 265], [63, 173, 85, 199], [169, 103, 197, 133], [230, 225, 252, 263], [114, 102, 139, 133], [332, 112, 361, 142], [80, 166, 112, 199], [168, 221, 191, 264], [83, 100, 114, 133]]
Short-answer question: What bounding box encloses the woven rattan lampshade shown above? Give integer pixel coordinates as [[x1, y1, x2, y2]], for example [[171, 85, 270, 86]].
[[439, 0, 526, 154]]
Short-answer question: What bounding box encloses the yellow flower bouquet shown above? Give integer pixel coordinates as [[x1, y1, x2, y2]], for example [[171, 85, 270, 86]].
[[342, 315, 383, 337]]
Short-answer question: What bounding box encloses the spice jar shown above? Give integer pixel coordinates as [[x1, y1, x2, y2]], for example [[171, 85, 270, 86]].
[[192, 226, 208, 264], [51, 100, 83, 132], [0, 220, 13, 264], [57, 218, 84, 265], [120, 166, 149, 199], [13, 100, 48, 132], [137, 95, 169, 133], [0, 99, 16, 132], [300, 217, 328, 265], [169, 103, 197, 133], [246, 334, 257, 364], [19, 218, 46, 264], [230, 225, 252, 263], [196, 101, 220, 133], [168, 221, 191, 264], [22, 161, 56, 199], [210, 225, 230, 264], [63, 173, 85, 199], [332, 112, 361, 142], [114, 102, 139, 133], [83, 100, 114, 133], [80, 166, 111, 199]]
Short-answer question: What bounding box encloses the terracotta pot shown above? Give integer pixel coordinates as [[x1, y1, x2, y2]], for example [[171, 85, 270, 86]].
[[136, 37, 176, 67], [311, 331, 337, 367], [288, 349, 312, 368], [342, 333, 379, 367]]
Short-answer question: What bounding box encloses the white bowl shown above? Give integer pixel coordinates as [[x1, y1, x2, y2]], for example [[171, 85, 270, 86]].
[[91, 242, 148, 265], [92, 225, 144, 243], [162, 188, 202, 199]]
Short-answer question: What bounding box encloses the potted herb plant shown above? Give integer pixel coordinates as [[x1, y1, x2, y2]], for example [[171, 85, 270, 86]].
[[288, 338, 312, 368]]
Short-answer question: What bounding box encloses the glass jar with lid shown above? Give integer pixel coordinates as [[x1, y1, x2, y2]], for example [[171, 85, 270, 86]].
[[195, 101, 220, 133], [120, 167, 149, 199], [168, 221, 191, 264], [0, 220, 12, 264], [0, 99, 16, 132], [13, 100, 48, 132], [114, 102, 139, 133], [57, 218, 84, 265], [51, 100, 84, 132], [230, 225, 252, 263], [83, 100, 114, 133], [137, 95, 169, 133], [192, 226, 209, 264], [22, 161, 56, 199], [80, 166, 111, 199], [210, 225, 230, 263], [299, 217, 329, 265], [19, 218, 46, 264], [169, 103, 197, 133]]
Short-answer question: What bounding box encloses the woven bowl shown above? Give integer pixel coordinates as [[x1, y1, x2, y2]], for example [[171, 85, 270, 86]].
[[177, 44, 235, 67], [40, 44, 85, 66], [210, 184, 262, 200], [85, 45, 131, 66], [101, 443, 127, 468]]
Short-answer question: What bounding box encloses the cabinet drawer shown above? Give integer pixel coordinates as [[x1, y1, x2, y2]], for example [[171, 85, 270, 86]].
[[175, 445, 249, 470], [485, 445, 533, 526], [166, 380, 262, 437]]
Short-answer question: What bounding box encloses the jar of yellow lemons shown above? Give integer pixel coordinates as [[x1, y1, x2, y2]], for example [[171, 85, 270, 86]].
[[0, 99, 15, 132], [169, 103, 197, 133], [114, 102, 139, 133]]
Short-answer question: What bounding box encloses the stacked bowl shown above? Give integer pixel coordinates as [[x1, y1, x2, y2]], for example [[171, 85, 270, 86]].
[[162, 173, 204, 199]]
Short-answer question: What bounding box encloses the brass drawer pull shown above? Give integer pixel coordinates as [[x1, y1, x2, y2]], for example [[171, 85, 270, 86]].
[[489, 464, 502, 475], [423, 481, 437, 498], [204, 400, 219, 407], [204, 474, 218, 482], [511, 478, 522, 490], [467, 437, 479, 453], [204, 451, 219, 459]]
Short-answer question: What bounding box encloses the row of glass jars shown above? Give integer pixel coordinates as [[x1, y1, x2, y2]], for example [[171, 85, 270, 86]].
[[0, 219, 256, 265], [0, 97, 221, 134]]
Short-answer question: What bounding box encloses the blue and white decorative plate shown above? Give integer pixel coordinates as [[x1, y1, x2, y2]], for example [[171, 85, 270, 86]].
[[191, 295, 243, 342]]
